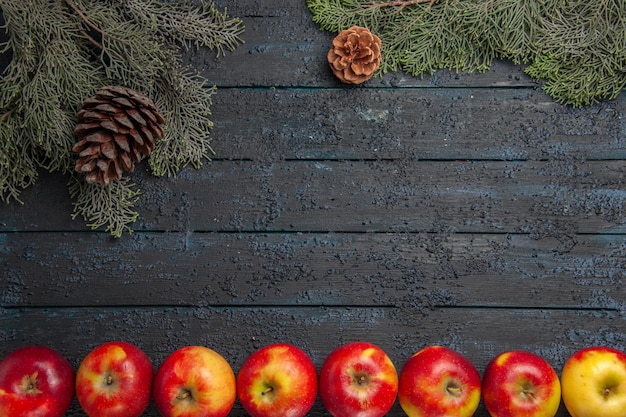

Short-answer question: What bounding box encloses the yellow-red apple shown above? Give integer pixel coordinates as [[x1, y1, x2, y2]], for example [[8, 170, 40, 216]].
[[482, 350, 561, 417], [398, 345, 481, 417], [153, 345, 236, 417], [0, 346, 75, 417], [561, 346, 626, 417], [76, 341, 153, 417], [237, 343, 317, 417], [319, 341, 398, 417]]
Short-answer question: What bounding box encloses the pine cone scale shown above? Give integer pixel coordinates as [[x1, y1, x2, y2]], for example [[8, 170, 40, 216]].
[[96, 159, 110, 172], [114, 114, 135, 129], [72, 138, 88, 153], [111, 97, 134, 108], [139, 126, 154, 143], [83, 131, 111, 144], [100, 141, 117, 160], [130, 129, 145, 146], [94, 103, 120, 114], [74, 122, 102, 136], [77, 159, 96, 172], [127, 108, 147, 126], [127, 93, 157, 110], [147, 123, 165, 139], [73, 85, 165, 186], [114, 134, 131, 153], [78, 146, 99, 157], [138, 107, 158, 124], [120, 153, 134, 172], [77, 110, 106, 121]]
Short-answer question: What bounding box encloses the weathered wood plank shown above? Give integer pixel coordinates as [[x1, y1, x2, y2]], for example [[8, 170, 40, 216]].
[[2, 159, 624, 233], [1, 305, 623, 416], [207, 88, 625, 161], [2, 232, 624, 310], [137, 159, 626, 233]]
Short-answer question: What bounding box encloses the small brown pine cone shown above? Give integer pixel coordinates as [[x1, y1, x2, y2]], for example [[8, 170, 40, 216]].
[[327, 26, 382, 85], [72, 85, 165, 185]]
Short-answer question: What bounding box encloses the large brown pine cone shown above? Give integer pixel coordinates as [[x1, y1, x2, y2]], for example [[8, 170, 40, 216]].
[[72, 85, 165, 185], [327, 26, 382, 85]]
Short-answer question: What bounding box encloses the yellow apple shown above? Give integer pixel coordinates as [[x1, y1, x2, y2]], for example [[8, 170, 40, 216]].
[[561, 346, 626, 417]]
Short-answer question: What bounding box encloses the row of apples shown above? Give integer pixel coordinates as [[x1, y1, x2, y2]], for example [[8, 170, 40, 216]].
[[1, 341, 623, 417]]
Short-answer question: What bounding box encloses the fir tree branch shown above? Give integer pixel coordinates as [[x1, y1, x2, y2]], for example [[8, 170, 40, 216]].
[[69, 175, 141, 237], [0, 111, 39, 203], [364, 0, 435, 9], [524, 0, 626, 106], [149, 64, 217, 177], [124, 0, 245, 56]]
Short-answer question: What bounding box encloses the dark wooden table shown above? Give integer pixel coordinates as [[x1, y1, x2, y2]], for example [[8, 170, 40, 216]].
[[1, 1, 625, 416]]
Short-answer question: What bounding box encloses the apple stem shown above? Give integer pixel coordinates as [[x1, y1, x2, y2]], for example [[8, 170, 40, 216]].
[[446, 385, 462, 397], [177, 390, 192, 401], [20, 373, 42, 395], [350, 371, 369, 386], [522, 389, 537, 400], [106, 375, 114, 385], [261, 387, 274, 395]]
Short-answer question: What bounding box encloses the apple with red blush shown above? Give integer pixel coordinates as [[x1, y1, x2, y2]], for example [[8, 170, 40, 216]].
[[482, 350, 561, 417], [319, 341, 398, 417], [0, 346, 75, 417], [153, 345, 236, 417], [398, 345, 481, 417], [237, 343, 318, 417], [75, 341, 153, 417]]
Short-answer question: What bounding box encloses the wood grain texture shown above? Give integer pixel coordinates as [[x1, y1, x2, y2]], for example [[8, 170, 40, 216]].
[[2, 232, 624, 310], [206, 88, 625, 160], [2, 159, 624, 233], [1, 0, 625, 416]]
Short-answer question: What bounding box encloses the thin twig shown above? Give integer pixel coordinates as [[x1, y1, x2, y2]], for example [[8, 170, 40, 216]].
[[64, 0, 105, 35], [78, 28, 104, 50], [0, 108, 17, 122], [363, 0, 435, 9], [63, 0, 105, 49]]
